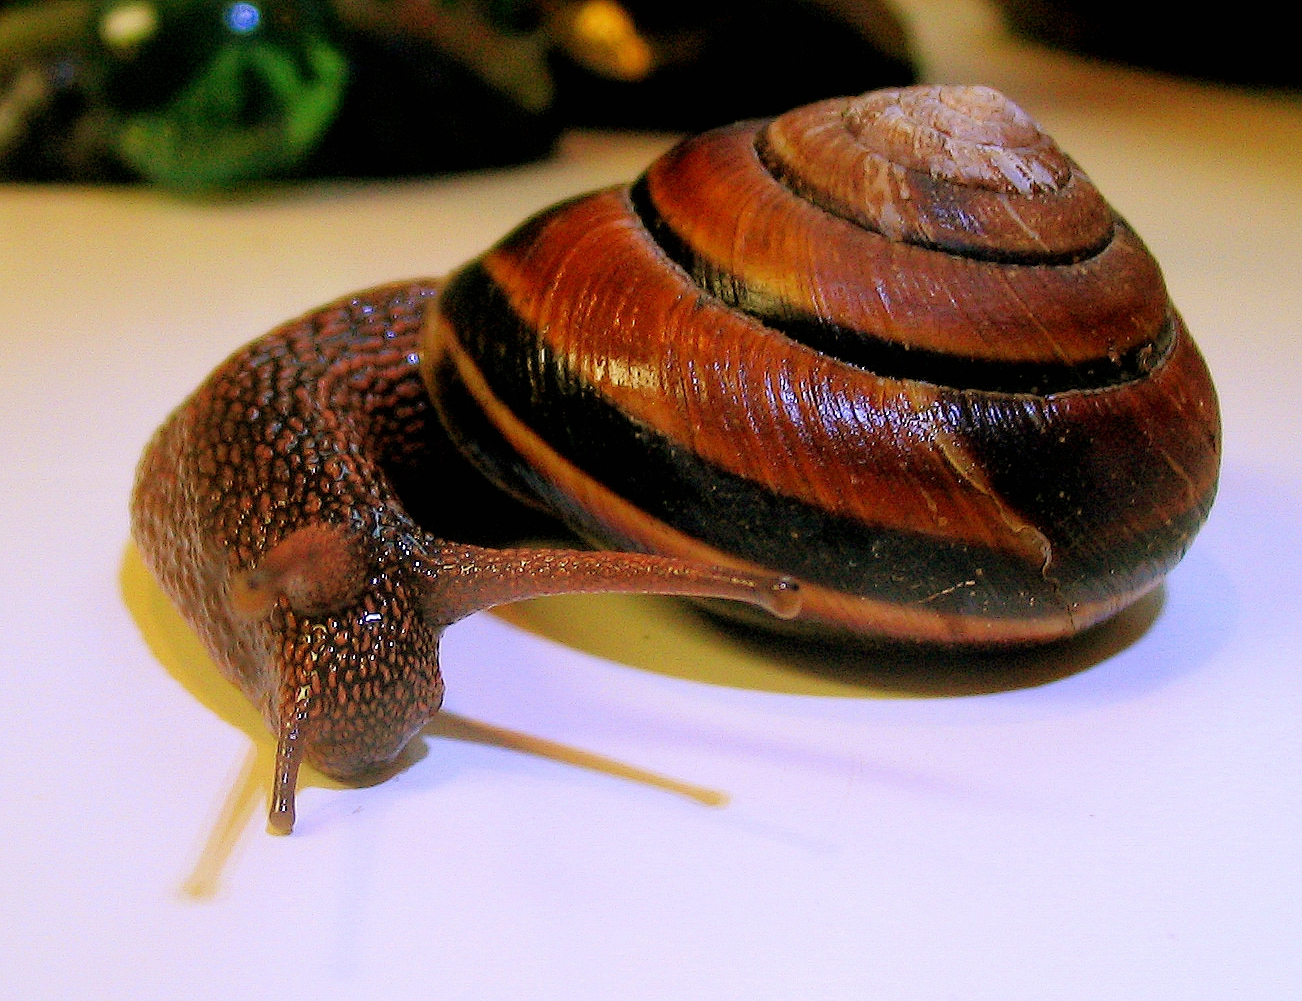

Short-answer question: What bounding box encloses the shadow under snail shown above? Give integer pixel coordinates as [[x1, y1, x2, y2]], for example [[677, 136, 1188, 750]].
[[130, 84, 1221, 833]]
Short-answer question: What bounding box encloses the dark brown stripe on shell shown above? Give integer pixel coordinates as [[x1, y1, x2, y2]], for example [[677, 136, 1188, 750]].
[[629, 175, 1175, 394]]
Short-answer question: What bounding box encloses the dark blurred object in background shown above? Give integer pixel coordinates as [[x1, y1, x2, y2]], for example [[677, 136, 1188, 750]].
[[998, 0, 1298, 89], [548, 0, 917, 132], [0, 0, 916, 190]]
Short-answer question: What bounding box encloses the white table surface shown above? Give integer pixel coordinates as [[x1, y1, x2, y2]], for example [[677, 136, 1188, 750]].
[[3, 1, 1300, 997]]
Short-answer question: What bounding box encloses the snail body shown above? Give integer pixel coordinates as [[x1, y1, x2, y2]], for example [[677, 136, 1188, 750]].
[[132, 282, 798, 833], [130, 85, 1220, 833]]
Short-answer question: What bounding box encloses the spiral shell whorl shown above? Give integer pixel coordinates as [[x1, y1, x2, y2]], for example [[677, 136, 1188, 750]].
[[761, 85, 1114, 260], [845, 85, 1069, 194]]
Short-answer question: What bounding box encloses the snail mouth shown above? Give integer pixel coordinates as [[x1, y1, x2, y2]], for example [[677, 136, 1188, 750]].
[[628, 175, 1177, 397]]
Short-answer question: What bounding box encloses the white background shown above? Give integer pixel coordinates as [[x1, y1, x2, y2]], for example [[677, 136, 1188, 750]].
[[2, 1, 1300, 997]]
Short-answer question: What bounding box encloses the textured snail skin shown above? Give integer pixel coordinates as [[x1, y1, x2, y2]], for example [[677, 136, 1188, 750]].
[[131, 282, 797, 833], [425, 84, 1221, 645]]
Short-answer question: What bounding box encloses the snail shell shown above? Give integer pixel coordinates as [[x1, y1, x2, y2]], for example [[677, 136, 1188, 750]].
[[423, 84, 1221, 645]]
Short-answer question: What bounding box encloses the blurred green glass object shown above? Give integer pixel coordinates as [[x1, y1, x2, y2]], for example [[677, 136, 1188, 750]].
[[101, 0, 347, 188], [116, 30, 346, 189], [1, 0, 348, 187]]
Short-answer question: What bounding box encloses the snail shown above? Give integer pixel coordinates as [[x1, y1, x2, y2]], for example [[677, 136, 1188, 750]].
[[130, 84, 1221, 833]]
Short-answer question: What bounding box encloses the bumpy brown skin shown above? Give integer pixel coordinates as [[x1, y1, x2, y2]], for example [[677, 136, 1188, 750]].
[[132, 281, 797, 831], [132, 282, 451, 784]]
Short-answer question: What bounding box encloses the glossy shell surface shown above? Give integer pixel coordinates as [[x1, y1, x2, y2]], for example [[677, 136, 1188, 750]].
[[424, 85, 1221, 644]]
